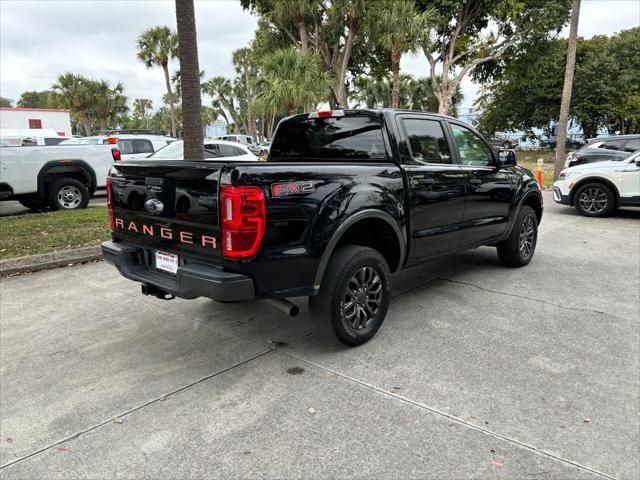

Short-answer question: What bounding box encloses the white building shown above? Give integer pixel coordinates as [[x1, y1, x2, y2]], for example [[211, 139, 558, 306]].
[[0, 107, 72, 136]]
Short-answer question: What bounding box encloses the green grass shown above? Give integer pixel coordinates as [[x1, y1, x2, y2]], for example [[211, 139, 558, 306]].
[[0, 207, 111, 260], [517, 150, 558, 189]]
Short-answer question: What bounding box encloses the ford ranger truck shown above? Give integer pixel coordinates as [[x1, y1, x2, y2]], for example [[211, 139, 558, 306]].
[[102, 109, 542, 346]]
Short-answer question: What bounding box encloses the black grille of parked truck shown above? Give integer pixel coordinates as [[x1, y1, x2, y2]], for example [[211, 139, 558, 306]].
[[102, 109, 542, 346]]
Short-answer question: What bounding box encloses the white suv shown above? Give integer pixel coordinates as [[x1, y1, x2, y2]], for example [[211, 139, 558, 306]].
[[553, 151, 640, 217]]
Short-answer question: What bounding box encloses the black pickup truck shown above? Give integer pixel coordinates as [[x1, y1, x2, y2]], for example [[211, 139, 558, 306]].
[[102, 109, 542, 345]]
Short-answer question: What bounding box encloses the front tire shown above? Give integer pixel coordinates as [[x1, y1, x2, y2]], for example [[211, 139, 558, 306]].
[[496, 205, 538, 267], [309, 245, 391, 346], [574, 182, 616, 217], [48, 177, 89, 210]]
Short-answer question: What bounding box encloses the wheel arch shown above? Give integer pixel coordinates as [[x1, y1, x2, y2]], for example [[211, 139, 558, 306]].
[[37, 160, 97, 197], [568, 176, 620, 206], [313, 209, 406, 293]]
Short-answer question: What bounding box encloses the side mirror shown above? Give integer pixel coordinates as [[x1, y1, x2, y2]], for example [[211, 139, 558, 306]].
[[499, 149, 517, 167]]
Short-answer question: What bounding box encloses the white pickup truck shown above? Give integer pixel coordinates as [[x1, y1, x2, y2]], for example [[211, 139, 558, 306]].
[[0, 144, 119, 210]]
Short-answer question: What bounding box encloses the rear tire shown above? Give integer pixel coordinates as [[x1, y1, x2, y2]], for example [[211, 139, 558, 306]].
[[48, 177, 89, 211], [573, 182, 616, 217], [496, 205, 538, 267], [309, 245, 391, 346]]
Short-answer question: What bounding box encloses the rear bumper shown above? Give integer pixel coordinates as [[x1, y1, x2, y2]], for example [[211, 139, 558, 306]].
[[101, 241, 255, 301]]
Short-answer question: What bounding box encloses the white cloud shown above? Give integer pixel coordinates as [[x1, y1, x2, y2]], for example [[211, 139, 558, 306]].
[[0, 0, 257, 107]]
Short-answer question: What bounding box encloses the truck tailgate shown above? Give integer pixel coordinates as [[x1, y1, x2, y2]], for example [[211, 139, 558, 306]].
[[110, 161, 223, 268]]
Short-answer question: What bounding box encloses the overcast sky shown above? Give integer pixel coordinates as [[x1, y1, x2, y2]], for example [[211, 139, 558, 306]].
[[1, 0, 638, 112]]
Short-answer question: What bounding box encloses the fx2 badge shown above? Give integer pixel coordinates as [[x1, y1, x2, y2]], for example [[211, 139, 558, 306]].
[[271, 181, 315, 197]]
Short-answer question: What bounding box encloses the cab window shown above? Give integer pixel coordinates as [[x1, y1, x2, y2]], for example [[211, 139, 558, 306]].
[[400, 118, 451, 164], [450, 124, 494, 166]]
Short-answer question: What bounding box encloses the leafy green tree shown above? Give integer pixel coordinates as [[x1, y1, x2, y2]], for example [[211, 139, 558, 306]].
[[91, 80, 128, 131], [0, 97, 14, 107], [254, 47, 333, 115], [353, 74, 462, 113], [415, 0, 572, 114], [475, 28, 640, 139], [372, 0, 431, 108], [17, 90, 55, 109], [137, 26, 179, 137], [52, 73, 95, 135], [202, 76, 239, 127], [232, 47, 258, 136], [132, 98, 153, 120], [242, 0, 375, 107]]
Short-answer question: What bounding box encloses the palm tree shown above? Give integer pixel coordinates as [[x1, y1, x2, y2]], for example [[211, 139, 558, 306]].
[[175, 0, 203, 159], [202, 76, 238, 126], [254, 48, 333, 116], [52, 73, 94, 135], [137, 26, 179, 137], [133, 98, 153, 127], [232, 47, 256, 136], [375, 0, 430, 108], [92, 80, 128, 131]]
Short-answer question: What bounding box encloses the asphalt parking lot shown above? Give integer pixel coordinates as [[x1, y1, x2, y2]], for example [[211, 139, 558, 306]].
[[1, 192, 638, 479], [0, 194, 106, 217]]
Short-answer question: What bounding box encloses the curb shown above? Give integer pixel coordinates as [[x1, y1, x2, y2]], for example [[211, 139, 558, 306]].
[[0, 246, 103, 277]]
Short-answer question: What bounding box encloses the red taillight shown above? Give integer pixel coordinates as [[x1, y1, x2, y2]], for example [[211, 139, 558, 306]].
[[220, 186, 266, 259], [106, 177, 114, 231], [112, 148, 121, 161]]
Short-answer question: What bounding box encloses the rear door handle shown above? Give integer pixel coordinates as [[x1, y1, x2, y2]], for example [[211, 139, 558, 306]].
[[469, 179, 482, 185]]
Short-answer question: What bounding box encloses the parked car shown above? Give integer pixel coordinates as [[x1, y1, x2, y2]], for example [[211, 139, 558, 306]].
[[488, 136, 519, 149], [564, 136, 639, 168], [101, 108, 542, 346], [146, 139, 258, 161], [0, 144, 120, 210], [553, 150, 640, 217], [257, 141, 271, 156], [0, 128, 69, 146], [60, 131, 176, 160], [540, 136, 585, 149], [216, 134, 261, 155]]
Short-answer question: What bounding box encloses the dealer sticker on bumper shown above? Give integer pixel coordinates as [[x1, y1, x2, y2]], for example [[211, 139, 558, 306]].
[[155, 251, 178, 274]]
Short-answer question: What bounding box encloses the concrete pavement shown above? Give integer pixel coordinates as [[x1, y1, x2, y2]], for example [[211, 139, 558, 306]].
[[1, 192, 638, 479]]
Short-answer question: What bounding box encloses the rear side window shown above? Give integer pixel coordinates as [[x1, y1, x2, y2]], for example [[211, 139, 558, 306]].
[[270, 115, 387, 161], [624, 138, 640, 152], [219, 145, 246, 157], [400, 118, 451, 164], [133, 139, 154, 154], [600, 139, 626, 150], [44, 137, 65, 146]]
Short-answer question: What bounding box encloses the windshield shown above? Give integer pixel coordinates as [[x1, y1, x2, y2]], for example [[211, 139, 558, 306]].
[[270, 114, 387, 161]]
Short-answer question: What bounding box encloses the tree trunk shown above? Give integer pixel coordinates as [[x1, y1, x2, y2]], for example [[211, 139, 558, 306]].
[[437, 91, 451, 115], [390, 48, 401, 109], [162, 63, 178, 138], [267, 109, 276, 139], [294, 12, 308, 53], [99, 114, 109, 131], [175, 0, 204, 160], [334, 16, 358, 108], [80, 112, 92, 136], [246, 75, 254, 137], [554, 0, 581, 181]]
